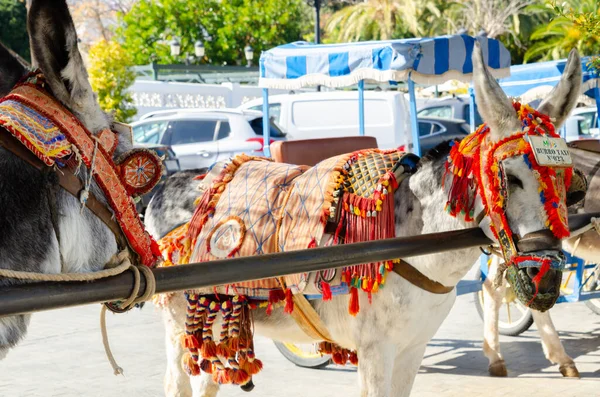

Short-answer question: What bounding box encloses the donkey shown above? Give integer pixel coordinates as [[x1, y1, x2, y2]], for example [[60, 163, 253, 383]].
[[144, 46, 583, 397], [482, 144, 600, 379], [0, 0, 135, 359]]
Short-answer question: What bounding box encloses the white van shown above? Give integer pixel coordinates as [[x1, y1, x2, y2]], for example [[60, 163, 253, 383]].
[[238, 91, 412, 149]]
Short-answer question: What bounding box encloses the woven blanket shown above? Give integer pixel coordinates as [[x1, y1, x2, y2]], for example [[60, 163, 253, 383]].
[[158, 149, 417, 303], [0, 99, 72, 166]]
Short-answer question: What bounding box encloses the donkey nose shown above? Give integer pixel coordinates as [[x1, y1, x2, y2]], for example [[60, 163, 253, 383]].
[[527, 268, 558, 293], [517, 230, 561, 252]]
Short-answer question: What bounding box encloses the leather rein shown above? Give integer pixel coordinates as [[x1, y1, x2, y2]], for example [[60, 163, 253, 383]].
[[0, 127, 127, 248]]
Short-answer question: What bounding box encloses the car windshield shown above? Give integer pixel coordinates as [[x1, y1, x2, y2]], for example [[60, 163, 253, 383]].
[[133, 121, 168, 144], [578, 112, 597, 136]]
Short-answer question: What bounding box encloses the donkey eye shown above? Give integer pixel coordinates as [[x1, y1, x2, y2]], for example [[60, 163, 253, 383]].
[[507, 174, 523, 189]]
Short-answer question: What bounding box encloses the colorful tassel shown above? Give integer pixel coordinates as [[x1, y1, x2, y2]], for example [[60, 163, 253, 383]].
[[321, 281, 332, 301], [349, 287, 359, 316], [284, 288, 294, 314]]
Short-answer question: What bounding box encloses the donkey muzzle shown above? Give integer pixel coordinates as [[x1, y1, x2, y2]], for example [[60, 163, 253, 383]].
[[515, 230, 561, 253]]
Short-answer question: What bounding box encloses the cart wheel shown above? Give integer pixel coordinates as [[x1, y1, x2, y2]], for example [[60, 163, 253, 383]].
[[474, 269, 533, 336], [583, 264, 600, 315], [273, 341, 331, 369]]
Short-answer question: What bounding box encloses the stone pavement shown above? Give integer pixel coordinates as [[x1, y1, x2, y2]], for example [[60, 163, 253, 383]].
[[1, 292, 600, 397]]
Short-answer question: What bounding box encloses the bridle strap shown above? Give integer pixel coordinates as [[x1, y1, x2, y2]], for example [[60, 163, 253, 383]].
[[392, 259, 454, 294], [0, 127, 126, 248]]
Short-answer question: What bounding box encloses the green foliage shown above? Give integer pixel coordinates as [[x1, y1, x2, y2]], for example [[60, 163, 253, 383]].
[[88, 39, 137, 123], [548, 0, 600, 70], [0, 0, 30, 62], [525, 0, 600, 63], [116, 0, 312, 66]]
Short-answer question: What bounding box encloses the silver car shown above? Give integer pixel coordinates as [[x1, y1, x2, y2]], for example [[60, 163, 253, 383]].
[[132, 109, 286, 170]]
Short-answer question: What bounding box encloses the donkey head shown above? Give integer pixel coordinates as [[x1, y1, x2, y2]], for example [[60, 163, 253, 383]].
[[0, 0, 135, 358], [467, 42, 582, 311]]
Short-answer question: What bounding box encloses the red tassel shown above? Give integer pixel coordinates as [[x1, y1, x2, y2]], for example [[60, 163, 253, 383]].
[[308, 237, 317, 248], [182, 353, 200, 376], [321, 281, 332, 301], [284, 288, 294, 314], [349, 351, 359, 365], [216, 343, 233, 359], [266, 303, 273, 316], [349, 287, 359, 316], [332, 351, 344, 365]]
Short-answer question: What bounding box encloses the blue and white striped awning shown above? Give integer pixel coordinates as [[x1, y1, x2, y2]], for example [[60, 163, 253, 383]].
[[499, 57, 600, 103], [259, 35, 511, 89]]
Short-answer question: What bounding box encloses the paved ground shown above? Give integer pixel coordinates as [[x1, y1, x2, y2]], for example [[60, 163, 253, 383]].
[[2, 290, 600, 396]]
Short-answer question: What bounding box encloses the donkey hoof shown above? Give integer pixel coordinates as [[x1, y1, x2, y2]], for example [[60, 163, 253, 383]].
[[489, 360, 508, 377], [240, 379, 255, 392], [559, 363, 580, 378]]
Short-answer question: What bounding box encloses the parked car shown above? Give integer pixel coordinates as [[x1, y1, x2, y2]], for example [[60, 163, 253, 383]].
[[131, 108, 286, 170], [238, 91, 412, 149], [401, 117, 470, 154], [564, 107, 599, 142], [417, 95, 483, 127], [133, 143, 181, 215]]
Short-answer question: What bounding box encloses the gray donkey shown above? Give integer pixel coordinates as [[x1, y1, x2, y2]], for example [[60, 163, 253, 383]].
[[0, 0, 133, 359]]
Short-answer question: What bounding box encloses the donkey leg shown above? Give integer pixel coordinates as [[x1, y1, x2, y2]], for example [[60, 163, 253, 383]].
[[531, 309, 579, 378], [190, 372, 220, 397], [162, 293, 193, 397], [357, 341, 396, 397], [390, 343, 428, 397], [481, 265, 508, 377]]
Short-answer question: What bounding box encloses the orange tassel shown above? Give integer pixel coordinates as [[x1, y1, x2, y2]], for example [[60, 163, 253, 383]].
[[216, 343, 233, 358], [349, 287, 359, 316], [212, 369, 232, 384], [180, 334, 200, 349], [201, 341, 217, 358], [240, 358, 263, 375], [229, 368, 251, 385], [284, 288, 294, 314], [182, 353, 200, 376], [321, 281, 332, 301], [200, 358, 213, 374], [228, 337, 240, 351]]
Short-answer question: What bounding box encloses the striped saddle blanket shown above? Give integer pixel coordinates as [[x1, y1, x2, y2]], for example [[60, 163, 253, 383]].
[[158, 148, 418, 303]]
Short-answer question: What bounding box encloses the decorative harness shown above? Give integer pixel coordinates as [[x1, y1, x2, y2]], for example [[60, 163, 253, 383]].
[[0, 73, 163, 269], [445, 102, 572, 300]]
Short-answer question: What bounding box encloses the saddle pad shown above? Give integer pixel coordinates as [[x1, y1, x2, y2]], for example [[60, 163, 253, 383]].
[[0, 99, 72, 165], [189, 154, 345, 297]]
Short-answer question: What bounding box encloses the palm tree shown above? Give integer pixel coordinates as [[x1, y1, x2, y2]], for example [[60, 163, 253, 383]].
[[324, 0, 440, 42], [525, 0, 600, 62]]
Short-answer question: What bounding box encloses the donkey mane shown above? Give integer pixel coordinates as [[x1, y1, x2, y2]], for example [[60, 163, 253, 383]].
[[417, 139, 455, 169]]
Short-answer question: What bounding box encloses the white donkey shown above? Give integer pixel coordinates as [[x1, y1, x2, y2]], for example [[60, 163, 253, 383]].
[[482, 156, 600, 379], [144, 46, 583, 397]]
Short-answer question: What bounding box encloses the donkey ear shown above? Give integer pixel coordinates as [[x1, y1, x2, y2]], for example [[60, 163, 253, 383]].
[[0, 42, 26, 97], [537, 49, 582, 130], [27, 0, 109, 133], [472, 41, 521, 141]]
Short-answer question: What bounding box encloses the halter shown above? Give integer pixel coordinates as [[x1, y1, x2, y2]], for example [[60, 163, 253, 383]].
[[0, 72, 163, 268], [444, 102, 572, 301]]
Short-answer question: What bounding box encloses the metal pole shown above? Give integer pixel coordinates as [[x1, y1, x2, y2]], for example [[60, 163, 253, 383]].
[[469, 86, 476, 132], [358, 80, 365, 136], [0, 212, 597, 317], [0, 228, 491, 317], [262, 88, 271, 158], [314, 0, 321, 44], [407, 77, 421, 156], [595, 78, 600, 129]]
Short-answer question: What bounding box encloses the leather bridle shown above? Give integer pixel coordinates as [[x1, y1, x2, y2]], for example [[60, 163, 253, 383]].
[[0, 126, 127, 249]]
